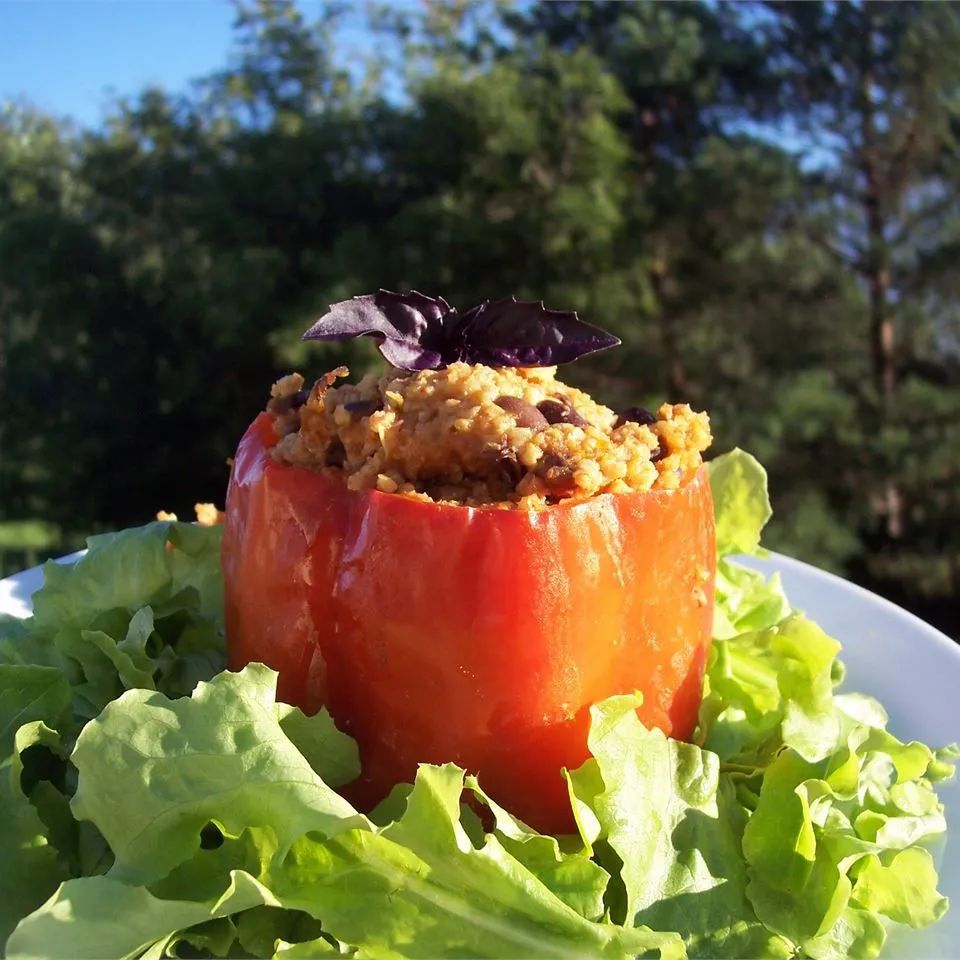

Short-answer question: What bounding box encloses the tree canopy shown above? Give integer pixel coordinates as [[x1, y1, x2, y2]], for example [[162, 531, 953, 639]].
[[1, 0, 958, 633]]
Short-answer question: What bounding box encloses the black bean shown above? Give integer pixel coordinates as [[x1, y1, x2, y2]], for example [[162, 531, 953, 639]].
[[538, 453, 577, 495], [537, 398, 590, 428], [326, 438, 346, 467], [615, 406, 658, 428], [495, 453, 525, 486], [651, 444, 666, 463], [495, 396, 549, 429], [343, 398, 382, 417], [267, 389, 310, 416]]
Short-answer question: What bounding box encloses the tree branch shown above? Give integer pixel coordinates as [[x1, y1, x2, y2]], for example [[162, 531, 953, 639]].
[[806, 229, 862, 270], [886, 112, 920, 201]]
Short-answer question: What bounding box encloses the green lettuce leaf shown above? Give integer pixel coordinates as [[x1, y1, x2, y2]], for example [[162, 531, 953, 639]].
[[276, 703, 361, 790], [233, 905, 327, 958], [700, 614, 841, 765], [464, 774, 610, 920], [708, 448, 791, 644], [699, 460, 955, 960], [13, 670, 682, 960], [742, 731, 954, 957], [2, 522, 225, 735], [850, 847, 948, 928], [742, 750, 851, 943], [0, 660, 75, 946], [0, 722, 71, 950], [0, 666, 71, 756], [266, 764, 680, 959], [707, 449, 771, 558], [0, 630, 63, 679], [70, 664, 366, 886], [713, 560, 790, 640], [32, 522, 222, 632], [274, 936, 346, 957], [566, 695, 791, 958], [801, 906, 887, 960], [6, 870, 276, 960], [0, 522, 228, 955]]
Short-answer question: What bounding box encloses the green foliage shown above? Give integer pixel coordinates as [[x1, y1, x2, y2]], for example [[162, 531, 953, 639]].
[[1, 0, 958, 630]]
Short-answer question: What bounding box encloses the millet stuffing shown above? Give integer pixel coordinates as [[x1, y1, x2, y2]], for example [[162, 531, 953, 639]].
[[265, 363, 711, 510]]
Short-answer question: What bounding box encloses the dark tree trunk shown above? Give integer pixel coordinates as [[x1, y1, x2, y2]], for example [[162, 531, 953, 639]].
[[859, 10, 902, 538], [861, 152, 896, 404]]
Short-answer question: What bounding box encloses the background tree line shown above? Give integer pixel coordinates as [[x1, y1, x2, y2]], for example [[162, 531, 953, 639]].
[[2, 0, 959, 635]]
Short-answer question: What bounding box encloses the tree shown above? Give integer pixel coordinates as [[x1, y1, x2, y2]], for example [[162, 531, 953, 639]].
[[757, 1, 960, 533], [502, 1, 780, 398], [0, 105, 112, 530], [2, 1, 958, 632]]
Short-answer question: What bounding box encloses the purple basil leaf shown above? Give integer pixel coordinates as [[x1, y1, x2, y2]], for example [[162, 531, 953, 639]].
[[454, 298, 620, 366], [302, 290, 453, 370], [379, 338, 445, 371], [301, 290, 620, 370]]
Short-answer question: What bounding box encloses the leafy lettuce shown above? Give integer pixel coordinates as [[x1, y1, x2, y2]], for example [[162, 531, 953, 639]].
[[0, 453, 954, 959]]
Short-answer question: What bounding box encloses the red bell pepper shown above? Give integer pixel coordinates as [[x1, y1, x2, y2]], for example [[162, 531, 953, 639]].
[[223, 412, 716, 833]]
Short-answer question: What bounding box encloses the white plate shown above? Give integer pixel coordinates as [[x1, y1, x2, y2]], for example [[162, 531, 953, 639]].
[[0, 550, 86, 618], [1, 551, 958, 956]]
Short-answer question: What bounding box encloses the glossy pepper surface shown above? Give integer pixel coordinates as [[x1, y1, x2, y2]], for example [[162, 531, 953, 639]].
[[223, 412, 716, 833]]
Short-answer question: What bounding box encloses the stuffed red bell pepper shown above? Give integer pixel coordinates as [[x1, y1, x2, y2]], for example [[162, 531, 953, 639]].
[[223, 291, 715, 833]]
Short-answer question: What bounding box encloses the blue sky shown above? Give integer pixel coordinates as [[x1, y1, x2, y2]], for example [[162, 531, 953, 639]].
[[0, 1, 242, 127], [0, 1, 826, 168]]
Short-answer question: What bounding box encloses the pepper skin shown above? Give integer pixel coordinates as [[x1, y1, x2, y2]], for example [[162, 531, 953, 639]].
[[223, 413, 716, 833]]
